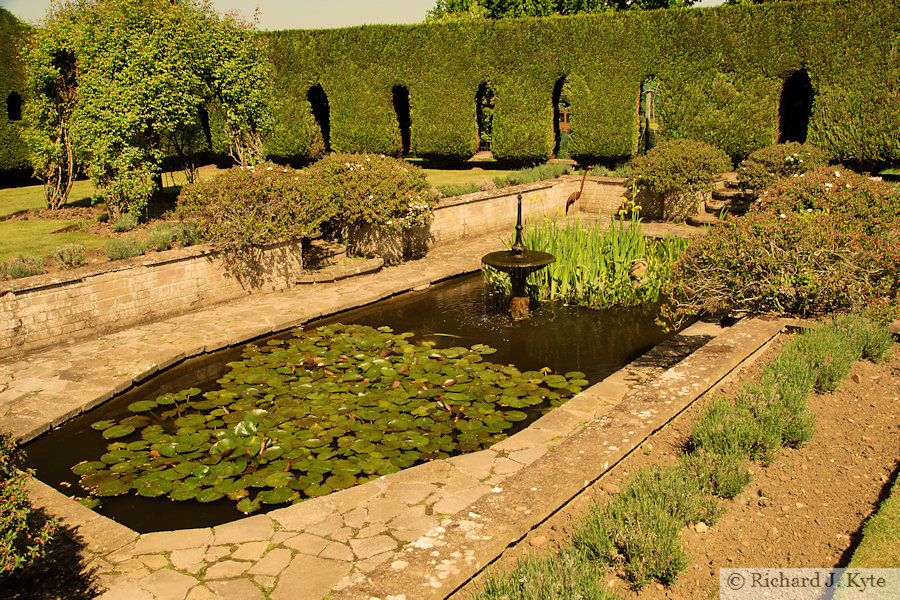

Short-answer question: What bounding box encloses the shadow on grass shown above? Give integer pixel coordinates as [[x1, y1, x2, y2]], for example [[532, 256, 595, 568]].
[[0, 510, 102, 600]]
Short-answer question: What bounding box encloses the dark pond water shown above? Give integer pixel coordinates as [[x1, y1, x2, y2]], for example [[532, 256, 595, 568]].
[[25, 273, 675, 532]]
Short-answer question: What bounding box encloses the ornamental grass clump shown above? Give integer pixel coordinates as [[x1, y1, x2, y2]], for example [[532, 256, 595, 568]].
[[665, 166, 900, 321], [1, 254, 45, 280], [737, 142, 828, 191]]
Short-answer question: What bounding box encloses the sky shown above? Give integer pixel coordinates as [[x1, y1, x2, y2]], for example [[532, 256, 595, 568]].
[[1, 0, 724, 30]]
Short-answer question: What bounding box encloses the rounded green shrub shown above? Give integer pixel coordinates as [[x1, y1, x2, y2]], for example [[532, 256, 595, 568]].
[[105, 236, 145, 260], [737, 143, 829, 192], [178, 162, 336, 250], [305, 153, 436, 230], [53, 243, 86, 268], [631, 139, 731, 195], [665, 166, 900, 320]]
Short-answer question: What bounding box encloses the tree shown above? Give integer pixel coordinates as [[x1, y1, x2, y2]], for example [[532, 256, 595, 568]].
[[23, 0, 272, 216], [426, 0, 695, 20]]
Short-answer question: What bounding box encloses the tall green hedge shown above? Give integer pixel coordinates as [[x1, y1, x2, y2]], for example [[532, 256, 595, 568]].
[[0, 9, 31, 177], [262, 0, 900, 167], [2, 0, 899, 175]]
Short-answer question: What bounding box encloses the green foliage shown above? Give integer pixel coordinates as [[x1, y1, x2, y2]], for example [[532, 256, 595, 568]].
[[0, 431, 58, 574], [494, 162, 572, 187], [104, 236, 145, 260], [665, 166, 900, 320], [179, 154, 432, 250], [573, 464, 716, 589], [0, 9, 31, 178], [145, 223, 176, 252], [305, 153, 436, 229], [630, 139, 731, 195], [77, 324, 585, 513], [53, 243, 85, 267], [436, 182, 481, 197], [260, 1, 900, 167], [112, 213, 138, 233], [22, 0, 273, 216], [485, 211, 687, 309], [178, 162, 332, 250], [174, 221, 200, 247], [737, 142, 828, 191], [471, 551, 621, 600], [1, 253, 44, 280], [427, 0, 696, 21]]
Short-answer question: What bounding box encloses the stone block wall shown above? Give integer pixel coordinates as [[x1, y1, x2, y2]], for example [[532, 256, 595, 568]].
[[0, 240, 303, 360]]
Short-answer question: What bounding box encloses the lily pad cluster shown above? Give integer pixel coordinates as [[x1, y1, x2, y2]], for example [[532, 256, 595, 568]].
[[74, 324, 587, 514]]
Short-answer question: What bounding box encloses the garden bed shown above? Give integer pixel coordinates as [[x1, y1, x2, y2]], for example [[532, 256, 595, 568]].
[[456, 329, 900, 600]]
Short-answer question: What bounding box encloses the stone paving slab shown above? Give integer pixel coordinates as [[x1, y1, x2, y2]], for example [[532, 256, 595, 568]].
[[3, 223, 732, 600]]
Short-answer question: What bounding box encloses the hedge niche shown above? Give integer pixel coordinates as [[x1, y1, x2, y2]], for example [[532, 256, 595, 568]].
[[0, 8, 31, 180], [261, 0, 900, 168]]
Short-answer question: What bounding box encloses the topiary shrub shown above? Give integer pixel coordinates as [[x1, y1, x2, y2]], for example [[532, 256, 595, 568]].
[[178, 162, 336, 250], [305, 153, 436, 231], [664, 166, 900, 321], [737, 142, 829, 192], [0, 432, 58, 575], [630, 139, 731, 221]]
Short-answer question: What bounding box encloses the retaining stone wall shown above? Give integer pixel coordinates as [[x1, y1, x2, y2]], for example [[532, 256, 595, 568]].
[[0, 177, 628, 359], [0, 240, 303, 360]]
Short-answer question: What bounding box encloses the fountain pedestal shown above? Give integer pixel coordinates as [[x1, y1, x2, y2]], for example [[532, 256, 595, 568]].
[[481, 194, 555, 320]]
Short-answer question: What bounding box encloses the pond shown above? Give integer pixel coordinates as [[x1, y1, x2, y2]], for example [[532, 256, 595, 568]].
[[25, 273, 676, 533]]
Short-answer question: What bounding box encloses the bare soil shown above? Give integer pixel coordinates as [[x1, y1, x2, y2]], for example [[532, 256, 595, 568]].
[[462, 333, 900, 599]]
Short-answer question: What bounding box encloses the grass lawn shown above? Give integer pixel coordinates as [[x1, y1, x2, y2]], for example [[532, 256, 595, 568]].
[[419, 165, 514, 187], [848, 476, 900, 567], [0, 179, 99, 218], [0, 220, 109, 263]]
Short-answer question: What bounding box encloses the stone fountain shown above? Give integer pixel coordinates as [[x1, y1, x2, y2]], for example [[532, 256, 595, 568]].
[[481, 194, 555, 320]]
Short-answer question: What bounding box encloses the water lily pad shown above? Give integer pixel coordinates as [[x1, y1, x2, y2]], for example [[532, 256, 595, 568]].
[[95, 478, 131, 497], [102, 424, 135, 439], [134, 476, 173, 497], [72, 461, 107, 476], [128, 400, 158, 412], [257, 487, 294, 504], [91, 420, 115, 431]]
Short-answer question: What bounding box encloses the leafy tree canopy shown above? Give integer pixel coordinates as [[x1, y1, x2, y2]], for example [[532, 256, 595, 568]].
[[23, 0, 272, 216], [426, 0, 695, 20]]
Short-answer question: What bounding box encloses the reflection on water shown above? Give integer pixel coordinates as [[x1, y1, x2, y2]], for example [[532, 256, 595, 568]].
[[24, 272, 674, 532]]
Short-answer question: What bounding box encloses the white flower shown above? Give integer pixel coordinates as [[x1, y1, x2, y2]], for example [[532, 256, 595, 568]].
[[834, 171, 841, 177], [807, 208, 813, 212], [845, 183, 851, 188], [824, 182, 833, 189], [780, 213, 787, 219], [368, 195, 373, 199], [266, 166, 273, 171]]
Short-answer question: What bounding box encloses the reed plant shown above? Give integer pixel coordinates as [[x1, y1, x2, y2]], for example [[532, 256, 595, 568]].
[[483, 211, 687, 310]]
